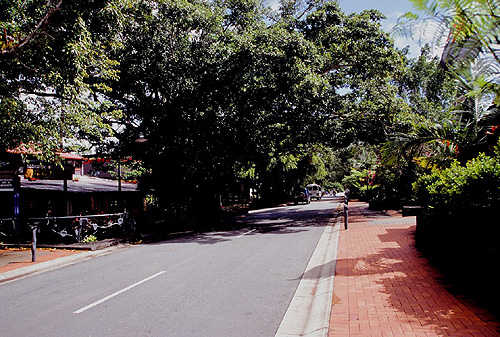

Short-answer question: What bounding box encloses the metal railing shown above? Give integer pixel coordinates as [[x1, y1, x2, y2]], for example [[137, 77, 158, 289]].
[[26, 213, 135, 243], [1, 213, 136, 262]]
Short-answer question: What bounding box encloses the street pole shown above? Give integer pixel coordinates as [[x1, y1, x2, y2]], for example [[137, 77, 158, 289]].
[[64, 178, 68, 215], [118, 157, 123, 213]]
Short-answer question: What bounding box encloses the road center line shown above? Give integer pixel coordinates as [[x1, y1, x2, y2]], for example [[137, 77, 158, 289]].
[[74, 271, 166, 314], [237, 229, 256, 238]]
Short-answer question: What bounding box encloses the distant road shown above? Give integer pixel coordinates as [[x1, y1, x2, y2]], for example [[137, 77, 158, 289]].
[[0, 196, 340, 337]]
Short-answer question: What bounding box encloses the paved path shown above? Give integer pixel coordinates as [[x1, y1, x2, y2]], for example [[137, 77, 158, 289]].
[[328, 201, 500, 337], [0, 248, 81, 273]]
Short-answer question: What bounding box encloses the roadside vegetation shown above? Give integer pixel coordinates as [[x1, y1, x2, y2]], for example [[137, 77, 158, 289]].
[[1, 0, 404, 215], [390, 0, 500, 317], [1, 0, 499, 227]]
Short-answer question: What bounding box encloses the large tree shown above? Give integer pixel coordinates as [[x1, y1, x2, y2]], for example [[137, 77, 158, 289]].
[[1, 0, 406, 218], [109, 0, 404, 214]]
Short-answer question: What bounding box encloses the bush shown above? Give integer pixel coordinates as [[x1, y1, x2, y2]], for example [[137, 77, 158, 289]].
[[413, 153, 500, 257], [358, 184, 379, 200], [342, 168, 378, 200], [413, 153, 500, 215], [413, 153, 500, 317], [82, 235, 98, 243]]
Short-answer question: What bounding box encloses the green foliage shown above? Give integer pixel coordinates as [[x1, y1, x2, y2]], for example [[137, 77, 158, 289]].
[[394, 0, 500, 73], [380, 1, 500, 207], [384, 53, 500, 170], [373, 0, 500, 216], [372, 162, 417, 206], [397, 45, 457, 121], [109, 0, 404, 209], [107, 159, 148, 182], [328, 142, 379, 183], [0, 0, 124, 156], [82, 235, 97, 243], [412, 148, 500, 287], [342, 168, 379, 200], [0, 98, 33, 150], [2, 0, 409, 215], [324, 181, 343, 192], [413, 152, 500, 215], [358, 184, 379, 200]]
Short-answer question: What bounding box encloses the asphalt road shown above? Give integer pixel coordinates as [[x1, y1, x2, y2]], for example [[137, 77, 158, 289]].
[[0, 196, 340, 337]]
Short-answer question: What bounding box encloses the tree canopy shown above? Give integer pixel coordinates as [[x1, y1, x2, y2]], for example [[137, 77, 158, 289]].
[[106, 0, 404, 210], [0, 0, 124, 157], [2, 0, 408, 215]]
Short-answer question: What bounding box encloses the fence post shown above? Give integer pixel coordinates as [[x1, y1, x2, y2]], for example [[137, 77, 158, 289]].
[[77, 218, 85, 243]]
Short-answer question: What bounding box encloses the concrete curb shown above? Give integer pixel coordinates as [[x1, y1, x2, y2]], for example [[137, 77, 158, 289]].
[[275, 210, 341, 337], [0, 244, 125, 284], [0, 238, 123, 251]]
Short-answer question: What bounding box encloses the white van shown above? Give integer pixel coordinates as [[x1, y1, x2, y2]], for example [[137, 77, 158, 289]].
[[306, 184, 323, 200]]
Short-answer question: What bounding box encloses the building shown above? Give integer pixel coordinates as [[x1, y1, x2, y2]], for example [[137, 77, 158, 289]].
[[0, 148, 142, 219]]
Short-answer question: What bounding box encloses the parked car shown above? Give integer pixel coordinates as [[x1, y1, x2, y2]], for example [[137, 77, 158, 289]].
[[306, 184, 323, 200], [293, 187, 310, 205]]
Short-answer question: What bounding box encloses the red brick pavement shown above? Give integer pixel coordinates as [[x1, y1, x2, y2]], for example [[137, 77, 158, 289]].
[[0, 248, 80, 274], [328, 201, 500, 337]]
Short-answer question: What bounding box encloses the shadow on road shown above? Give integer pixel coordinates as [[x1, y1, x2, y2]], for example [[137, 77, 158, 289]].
[[145, 197, 341, 246]]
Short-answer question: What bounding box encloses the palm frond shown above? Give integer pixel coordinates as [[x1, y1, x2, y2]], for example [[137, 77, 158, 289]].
[[382, 117, 459, 166], [477, 104, 500, 125], [393, 0, 500, 72]]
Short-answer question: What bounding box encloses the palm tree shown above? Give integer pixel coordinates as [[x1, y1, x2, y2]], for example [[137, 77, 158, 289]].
[[384, 0, 500, 168], [393, 0, 500, 73], [384, 59, 500, 167]]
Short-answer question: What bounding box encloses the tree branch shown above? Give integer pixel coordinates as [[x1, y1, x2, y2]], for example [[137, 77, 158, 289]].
[[21, 90, 66, 100], [1, 0, 63, 55]]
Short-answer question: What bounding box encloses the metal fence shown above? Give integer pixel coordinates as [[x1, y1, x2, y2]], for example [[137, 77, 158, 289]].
[[1, 213, 136, 263], [0, 212, 135, 244]]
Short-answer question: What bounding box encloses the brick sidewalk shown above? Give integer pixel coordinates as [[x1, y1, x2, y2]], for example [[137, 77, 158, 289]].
[[328, 201, 500, 337], [0, 248, 80, 274]]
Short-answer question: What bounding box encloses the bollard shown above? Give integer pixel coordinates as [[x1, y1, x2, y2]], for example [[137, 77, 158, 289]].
[[343, 198, 348, 230], [31, 225, 37, 262]]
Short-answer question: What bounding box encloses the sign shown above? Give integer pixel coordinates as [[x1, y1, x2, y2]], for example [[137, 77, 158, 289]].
[[0, 171, 16, 191]]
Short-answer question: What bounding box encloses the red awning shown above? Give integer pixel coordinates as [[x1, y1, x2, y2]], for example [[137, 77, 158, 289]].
[[7, 144, 84, 161], [59, 152, 84, 160]]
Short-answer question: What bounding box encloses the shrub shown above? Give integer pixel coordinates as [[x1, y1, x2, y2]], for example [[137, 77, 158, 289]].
[[413, 152, 500, 269], [342, 168, 378, 200], [358, 184, 379, 200], [412, 153, 500, 314], [82, 235, 98, 243], [413, 153, 500, 215]]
